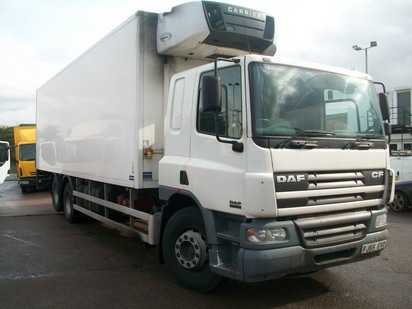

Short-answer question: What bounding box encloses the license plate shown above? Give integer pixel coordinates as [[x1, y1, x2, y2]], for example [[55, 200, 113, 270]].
[[361, 240, 387, 254]]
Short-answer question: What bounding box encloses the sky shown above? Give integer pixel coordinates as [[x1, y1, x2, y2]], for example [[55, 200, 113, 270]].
[[1, 0, 411, 126]]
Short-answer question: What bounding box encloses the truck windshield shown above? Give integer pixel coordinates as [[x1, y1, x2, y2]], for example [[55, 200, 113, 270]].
[[20, 144, 36, 161], [249, 63, 385, 138]]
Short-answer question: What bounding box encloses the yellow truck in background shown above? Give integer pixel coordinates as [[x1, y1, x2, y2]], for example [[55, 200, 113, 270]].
[[13, 125, 51, 192], [14, 125, 37, 192]]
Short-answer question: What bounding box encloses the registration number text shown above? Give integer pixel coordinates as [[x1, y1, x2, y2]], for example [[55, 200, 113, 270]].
[[361, 240, 387, 254]]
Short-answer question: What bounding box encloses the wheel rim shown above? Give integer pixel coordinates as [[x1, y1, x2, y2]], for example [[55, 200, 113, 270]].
[[174, 229, 208, 270], [390, 193, 405, 211]]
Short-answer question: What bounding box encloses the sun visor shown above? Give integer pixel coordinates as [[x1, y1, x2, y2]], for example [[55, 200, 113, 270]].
[[157, 1, 276, 60]]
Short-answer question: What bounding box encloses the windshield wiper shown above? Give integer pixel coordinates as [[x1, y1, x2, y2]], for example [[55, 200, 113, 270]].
[[277, 130, 336, 149], [343, 135, 375, 150]]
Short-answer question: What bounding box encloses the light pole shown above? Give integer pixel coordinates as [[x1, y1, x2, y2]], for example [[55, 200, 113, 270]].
[[352, 41, 377, 74]]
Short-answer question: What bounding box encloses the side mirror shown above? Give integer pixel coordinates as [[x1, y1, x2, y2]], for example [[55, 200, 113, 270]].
[[379, 92, 390, 122], [202, 76, 221, 113], [384, 123, 391, 136]]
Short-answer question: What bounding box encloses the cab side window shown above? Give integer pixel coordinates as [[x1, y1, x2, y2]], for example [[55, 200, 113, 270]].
[[197, 66, 242, 139]]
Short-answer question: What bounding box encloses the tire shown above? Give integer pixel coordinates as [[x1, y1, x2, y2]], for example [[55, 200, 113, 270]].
[[63, 181, 80, 223], [51, 176, 63, 212], [162, 207, 221, 292], [389, 191, 408, 212]]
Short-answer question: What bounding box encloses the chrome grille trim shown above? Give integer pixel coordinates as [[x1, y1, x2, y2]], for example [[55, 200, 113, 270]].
[[294, 211, 371, 248], [306, 195, 363, 206], [277, 199, 382, 217], [274, 170, 385, 216], [308, 180, 364, 190], [307, 172, 364, 181], [276, 185, 384, 200]]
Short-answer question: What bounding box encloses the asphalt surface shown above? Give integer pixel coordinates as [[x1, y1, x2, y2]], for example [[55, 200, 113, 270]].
[[1, 176, 411, 308]]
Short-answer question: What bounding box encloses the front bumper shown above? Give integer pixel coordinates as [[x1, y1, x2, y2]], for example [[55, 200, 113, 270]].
[[19, 176, 51, 188], [18, 177, 37, 188], [209, 208, 388, 282], [240, 229, 388, 282]]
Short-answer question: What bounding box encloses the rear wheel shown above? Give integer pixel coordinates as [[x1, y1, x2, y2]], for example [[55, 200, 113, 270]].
[[389, 191, 408, 212], [162, 207, 221, 293], [63, 181, 80, 223], [51, 175, 63, 211]]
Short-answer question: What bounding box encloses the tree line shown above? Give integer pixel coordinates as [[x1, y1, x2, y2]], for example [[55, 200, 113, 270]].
[[0, 126, 14, 145]]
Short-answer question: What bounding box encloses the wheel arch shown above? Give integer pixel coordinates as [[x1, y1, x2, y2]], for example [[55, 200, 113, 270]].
[[61, 174, 73, 189], [159, 200, 222, 292], [397, 189, 410, 204], [158, 191, 217, 263]]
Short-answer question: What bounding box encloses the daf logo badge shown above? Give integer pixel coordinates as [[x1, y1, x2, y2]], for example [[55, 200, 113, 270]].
[[276, 175, 306, 183]]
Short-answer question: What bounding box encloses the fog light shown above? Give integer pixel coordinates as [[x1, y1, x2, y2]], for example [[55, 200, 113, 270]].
[[247, 227, 287, 243], [375, 213, 387, 227]]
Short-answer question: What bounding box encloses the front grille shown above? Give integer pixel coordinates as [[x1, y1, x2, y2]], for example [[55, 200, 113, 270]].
[[294, 211, 371, 248], [275, 170, 385, 214]]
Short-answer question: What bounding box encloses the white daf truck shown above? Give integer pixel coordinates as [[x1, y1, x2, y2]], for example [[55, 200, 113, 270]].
[[0, 141, 10, 184], [36, 1, 394, 292]]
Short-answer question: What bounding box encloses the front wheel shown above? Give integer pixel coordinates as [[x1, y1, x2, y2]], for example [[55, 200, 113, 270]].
[[162, 207, 221, 292]]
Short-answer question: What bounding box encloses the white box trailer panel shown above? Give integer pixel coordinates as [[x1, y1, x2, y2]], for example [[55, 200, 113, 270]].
[[37, 12, 164, 189]]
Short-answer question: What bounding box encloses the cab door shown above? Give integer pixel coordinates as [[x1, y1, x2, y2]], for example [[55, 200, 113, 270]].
[[187, 64, 248, 214]]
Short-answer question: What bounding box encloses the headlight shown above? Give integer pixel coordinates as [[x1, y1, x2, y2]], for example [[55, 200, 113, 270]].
[[247, 227, 287, 243], [375, 213, 387, 227]]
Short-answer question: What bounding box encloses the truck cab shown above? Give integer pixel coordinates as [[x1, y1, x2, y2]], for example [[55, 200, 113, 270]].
[[159, 54, 393, 287], [0, 141, 10, 184], [14, 125, 38, 192]]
